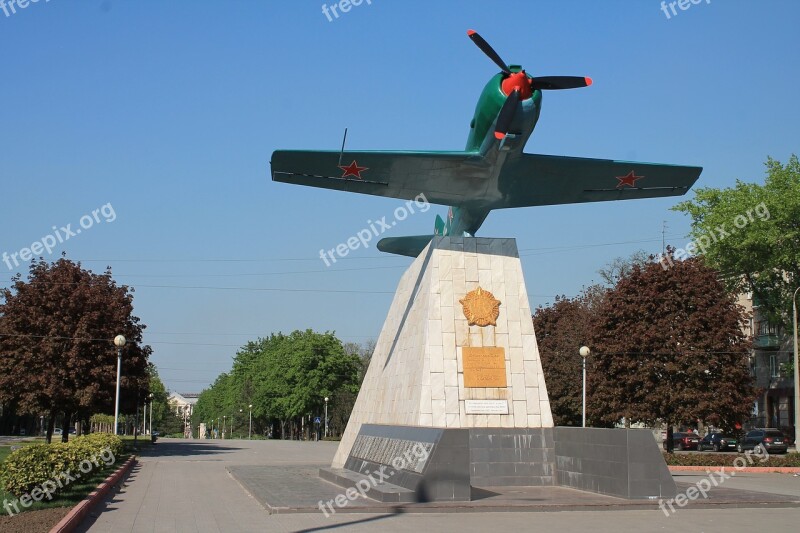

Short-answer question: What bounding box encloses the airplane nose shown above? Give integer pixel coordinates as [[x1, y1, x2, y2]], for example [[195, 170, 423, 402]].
[[501, 71, 532, 99]]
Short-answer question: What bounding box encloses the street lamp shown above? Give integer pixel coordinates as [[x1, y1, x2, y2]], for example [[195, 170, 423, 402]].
[[579, 346, 591, 428], [324, 396, 329, 438], [223, 415, 226, 439], [793, 286, 799, 451], [148, 393, 154, 436], [113, 335, 126, 435], [248, 404, 253, 440], [239, 409, 243, 439]]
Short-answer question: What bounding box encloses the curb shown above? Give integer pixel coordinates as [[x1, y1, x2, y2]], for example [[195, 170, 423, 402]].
[[669, 465, 800, 473], [49, 455, 137, 533]]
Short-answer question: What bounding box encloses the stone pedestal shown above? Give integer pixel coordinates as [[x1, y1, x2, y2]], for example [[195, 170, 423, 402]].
[[323, 236, 676, 502], [332, 236, 552, 468]]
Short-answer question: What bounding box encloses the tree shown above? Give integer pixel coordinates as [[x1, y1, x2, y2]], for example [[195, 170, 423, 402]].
[[192, 330, 362, 440], [597, 251, 650, 286], [673, 155, 800, 328], [533, 286, 605, 426], [586, 252, 756, 445], [0, 257, 151, 442]]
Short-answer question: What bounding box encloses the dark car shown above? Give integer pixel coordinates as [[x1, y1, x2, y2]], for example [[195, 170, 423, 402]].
[[736, 428, 788, 454], [663, 432, 700, 451], [697, 432, 737, 452]]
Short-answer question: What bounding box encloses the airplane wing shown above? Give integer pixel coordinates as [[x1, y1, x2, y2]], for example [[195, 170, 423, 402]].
[[494, 153, 702, 209], [271, 150, 490, 206]]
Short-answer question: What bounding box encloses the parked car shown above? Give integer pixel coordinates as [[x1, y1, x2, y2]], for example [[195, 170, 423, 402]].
[[736, 428, 788, 454], [663, 432, 700, 451], [697, 432, 737, 452], [53, 428, 63, 435]]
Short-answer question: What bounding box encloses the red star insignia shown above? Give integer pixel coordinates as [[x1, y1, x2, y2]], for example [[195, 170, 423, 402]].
[[616, 170, 644, 188], [338, 160, 368, 179]]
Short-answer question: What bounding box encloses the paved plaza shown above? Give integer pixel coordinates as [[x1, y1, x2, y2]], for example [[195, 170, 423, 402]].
[[78, 438, 800, 533]]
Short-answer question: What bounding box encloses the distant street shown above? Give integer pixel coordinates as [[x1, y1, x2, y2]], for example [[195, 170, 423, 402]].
[[78, 438, 800, 533]]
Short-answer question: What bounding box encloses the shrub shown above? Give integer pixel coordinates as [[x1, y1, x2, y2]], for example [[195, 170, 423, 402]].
[[0, 433, 125, 498], [663, 451, 800, 468]]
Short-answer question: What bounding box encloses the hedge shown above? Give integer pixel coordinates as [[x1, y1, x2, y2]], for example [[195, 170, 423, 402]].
[[663, 451, 800, 468], [0, 433, 124, 497]]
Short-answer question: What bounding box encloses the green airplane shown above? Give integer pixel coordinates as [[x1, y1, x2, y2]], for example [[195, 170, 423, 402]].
[[271, 30, 702, 257]]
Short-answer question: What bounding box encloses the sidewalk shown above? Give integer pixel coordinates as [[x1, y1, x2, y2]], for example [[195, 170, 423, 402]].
[[77, 438, 800, 533]]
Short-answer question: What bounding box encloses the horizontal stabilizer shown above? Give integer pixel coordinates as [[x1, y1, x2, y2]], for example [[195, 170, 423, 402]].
[[377, 235, 434, 258]]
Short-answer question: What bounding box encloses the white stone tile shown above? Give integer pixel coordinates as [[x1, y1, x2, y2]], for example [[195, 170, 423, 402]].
[[513, 401, 528, 427], [527, 414, 542, 427], [525, 387, 540, 409], [441, 304, 455, 333], [445, 386, 459, 413], [478, 269, 492, 288], [443, 333, 457, 359], [511, 374, 526, 400], [446, 412, 460, 428], [431, 372, 445, 400], [431, 400, 446, 426], [419, 413, 433, 426], [465, 256, 478, 282], [509, 346, 524, 374], [444, 360, 458, 386], [455, 319, 469, 345], [429, 345, 444, 373], [420, 386, 432, 414], [508, 321, 522, 347], [540, 402, 554, 427], [522, 334, 538, 361], [487, 414, 501, 426], [428, 319, 442, 345]]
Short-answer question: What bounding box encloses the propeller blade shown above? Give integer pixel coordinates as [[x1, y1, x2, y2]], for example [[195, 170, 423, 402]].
[[467, 29, 511, 74], [494, 89, 520, 140], [531, 76, 593, 90]]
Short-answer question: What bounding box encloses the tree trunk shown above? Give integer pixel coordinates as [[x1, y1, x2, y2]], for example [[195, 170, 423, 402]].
[[61, 411, 71, 443], [45, 413, 55, 444], [666, 424, 675, 453]]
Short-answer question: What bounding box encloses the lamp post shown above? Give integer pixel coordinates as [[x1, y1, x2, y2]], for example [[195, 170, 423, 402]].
[[148, 393, 154, 436], [113, 335, 126, 435], [579, 346, 591, 428], [223, 415, 226, 439], [248, 404, 253, 440], [793, 286, 799, 452], [324, 396, 329, 438], [239, 409, 243, 439]]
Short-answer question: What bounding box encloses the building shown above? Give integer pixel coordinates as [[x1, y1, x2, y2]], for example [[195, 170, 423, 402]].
[[739, 293, 796, 433], [168, 392, 199, 420]]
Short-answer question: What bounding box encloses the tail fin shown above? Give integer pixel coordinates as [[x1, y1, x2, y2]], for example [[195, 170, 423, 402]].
[[434, 214, 446, 236], [377, 235, 434, 258]]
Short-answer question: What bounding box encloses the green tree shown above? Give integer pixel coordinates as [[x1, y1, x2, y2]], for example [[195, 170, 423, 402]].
[[192, 330, 361, 440], [586, 252, 755, 443], [673, 155, 800, 327]]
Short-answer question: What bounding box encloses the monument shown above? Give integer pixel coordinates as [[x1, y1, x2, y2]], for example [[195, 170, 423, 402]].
[[271, 29, 700, 502]]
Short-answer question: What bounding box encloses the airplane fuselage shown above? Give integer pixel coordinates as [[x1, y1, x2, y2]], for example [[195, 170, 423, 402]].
[[444, 69, 542, 237]]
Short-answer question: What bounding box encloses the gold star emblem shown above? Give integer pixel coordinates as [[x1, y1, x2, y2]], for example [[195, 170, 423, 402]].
[[459, 286, 501, 327]]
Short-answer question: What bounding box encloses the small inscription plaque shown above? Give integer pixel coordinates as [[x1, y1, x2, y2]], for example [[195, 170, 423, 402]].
[[349, 435, 433, 474], [462, 346, 507, 388], [465, 399, 509, 414]]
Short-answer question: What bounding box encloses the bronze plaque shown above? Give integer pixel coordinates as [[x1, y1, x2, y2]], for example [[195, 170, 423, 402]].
[[462, 347, 507, 388]]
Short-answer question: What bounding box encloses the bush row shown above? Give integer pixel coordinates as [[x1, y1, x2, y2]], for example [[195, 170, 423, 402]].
[[0, 433, 124, 497], [663, 451, 800, 467]]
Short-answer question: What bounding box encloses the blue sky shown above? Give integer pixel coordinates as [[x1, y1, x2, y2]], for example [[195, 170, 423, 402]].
[[1, 0, 798, 393]]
